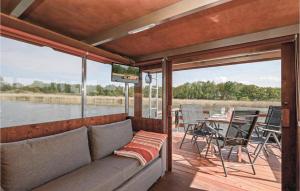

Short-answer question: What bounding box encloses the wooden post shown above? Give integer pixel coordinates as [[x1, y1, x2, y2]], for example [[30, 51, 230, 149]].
[[296, 35, 300, 191], [281, 41, 298, 191], [134, 71, 143, 118], [162, 58, 172, 171]]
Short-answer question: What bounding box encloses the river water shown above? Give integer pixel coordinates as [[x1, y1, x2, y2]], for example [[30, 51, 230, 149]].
[[0, 100, 270, 128], [0, 100, 132, 128]]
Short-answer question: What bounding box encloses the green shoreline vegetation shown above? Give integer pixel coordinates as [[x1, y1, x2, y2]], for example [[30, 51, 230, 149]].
[[0, 78, 280, 102]]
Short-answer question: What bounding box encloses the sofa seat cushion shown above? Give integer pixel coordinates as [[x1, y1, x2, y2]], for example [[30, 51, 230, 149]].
[[89, 119, 133, 160], [1, 127, 91, 191], [33, 155, 143, 191]]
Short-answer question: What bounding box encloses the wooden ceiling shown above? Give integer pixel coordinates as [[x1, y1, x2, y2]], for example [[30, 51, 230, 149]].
[[0, 0, 22, 14], [101, 0, 299, 58], [0, 0, 299, 64], [22, 0, 181, 40]]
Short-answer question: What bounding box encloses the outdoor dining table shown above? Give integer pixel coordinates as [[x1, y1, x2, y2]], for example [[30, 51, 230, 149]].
[[205, 116, 230, 131]]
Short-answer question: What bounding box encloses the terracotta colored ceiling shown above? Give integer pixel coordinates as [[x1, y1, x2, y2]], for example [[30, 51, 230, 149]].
[[1, 0, 298, 60], [21, 0, 180, 40], [0, 0, 22, 14], [101, 0, 299, 58]]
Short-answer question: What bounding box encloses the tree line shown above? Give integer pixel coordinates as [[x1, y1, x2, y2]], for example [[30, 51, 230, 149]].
[[0, 79, 280, 101], [173, 81, 280, 101]]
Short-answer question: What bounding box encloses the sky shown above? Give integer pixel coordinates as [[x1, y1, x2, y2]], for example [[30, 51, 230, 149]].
[[0, 36, 281, 88], [173, 60, 281, 87]]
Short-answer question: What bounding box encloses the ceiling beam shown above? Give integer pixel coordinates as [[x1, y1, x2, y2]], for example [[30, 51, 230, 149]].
[[85, 0, 231, 46], [136, 24, 299, 62], [142, 50, 281, 73], [0, 13, 133, 65], [172, 49, 281, 71], [10, 0, 35, 18]]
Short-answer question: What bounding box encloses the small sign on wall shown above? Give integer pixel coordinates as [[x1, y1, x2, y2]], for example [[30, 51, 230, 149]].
[[282, 108, 290, 127]]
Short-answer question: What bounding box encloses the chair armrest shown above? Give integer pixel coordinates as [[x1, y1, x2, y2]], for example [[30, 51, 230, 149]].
[[225, 137, 247, 141], [183, 122, 198, 125], [256, 122, 267, 127], [196, 119, 207, 122], [258, 126, 281, 134]]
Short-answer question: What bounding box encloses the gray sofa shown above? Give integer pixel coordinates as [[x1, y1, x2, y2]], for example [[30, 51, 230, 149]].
[[0, 119, 167, 191]]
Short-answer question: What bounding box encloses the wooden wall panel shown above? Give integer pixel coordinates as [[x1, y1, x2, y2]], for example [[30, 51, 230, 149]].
[[129, 117, 163, 133], [281, 42, 298, 191], [297, 35, 300, 191], [83, 114, 127, 126], [134, 72, 143, 118], [0, 113, 127, 143]]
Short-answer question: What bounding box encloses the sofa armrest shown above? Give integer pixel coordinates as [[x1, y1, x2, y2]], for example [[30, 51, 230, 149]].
[[159, 139, 167, 176]]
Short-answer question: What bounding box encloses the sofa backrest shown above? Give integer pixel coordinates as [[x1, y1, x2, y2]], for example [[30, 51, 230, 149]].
[[89, 119, 133, 160], [0, 127, 91, 191]]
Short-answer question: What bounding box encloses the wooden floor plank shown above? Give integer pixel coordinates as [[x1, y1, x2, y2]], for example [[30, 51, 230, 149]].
[[150, 132, 281, 191]]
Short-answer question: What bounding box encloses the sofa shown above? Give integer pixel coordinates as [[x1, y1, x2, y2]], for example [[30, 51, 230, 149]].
[[0, 119, 167, 191]]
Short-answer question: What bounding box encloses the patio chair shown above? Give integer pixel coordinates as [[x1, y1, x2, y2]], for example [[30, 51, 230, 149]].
[[174, 109, 184, 131], [179, 104, 210, 154], [205, 110, 260, 177], [253, 106, 280, 138], [252, 107, 281, 163]]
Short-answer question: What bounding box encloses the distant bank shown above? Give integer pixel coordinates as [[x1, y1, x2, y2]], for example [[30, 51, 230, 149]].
[[0, 93, 280, 108]]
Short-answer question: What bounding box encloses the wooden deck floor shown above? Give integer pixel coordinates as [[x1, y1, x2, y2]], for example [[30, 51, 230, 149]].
[[151, 131, 281, 191]]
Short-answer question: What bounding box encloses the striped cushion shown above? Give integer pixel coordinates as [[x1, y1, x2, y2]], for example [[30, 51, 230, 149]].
[[114, 130, 167, 166]]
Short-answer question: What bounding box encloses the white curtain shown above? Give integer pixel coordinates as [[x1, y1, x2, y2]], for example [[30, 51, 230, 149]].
[[296, 35, 300, 128]]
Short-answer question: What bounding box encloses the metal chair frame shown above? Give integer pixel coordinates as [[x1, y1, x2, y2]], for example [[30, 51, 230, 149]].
[[179, 105, 210, 155], [205, 110, 260, 177], [252, 107, 282, 163]]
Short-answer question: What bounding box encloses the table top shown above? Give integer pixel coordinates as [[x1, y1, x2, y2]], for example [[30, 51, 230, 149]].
[[205, 117, 230, 123]]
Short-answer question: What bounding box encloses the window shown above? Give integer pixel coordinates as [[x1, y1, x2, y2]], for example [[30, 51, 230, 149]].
[[85, 60, 133, 117], [172, 60, 281, 122], [142, 72, 162, 118], [0, 37, 82, 127], [1, 37, 136, 128]]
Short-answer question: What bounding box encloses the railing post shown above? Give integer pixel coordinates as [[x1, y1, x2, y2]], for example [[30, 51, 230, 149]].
[[81, 56, 87, 118], [125, 82, 129, 114]]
